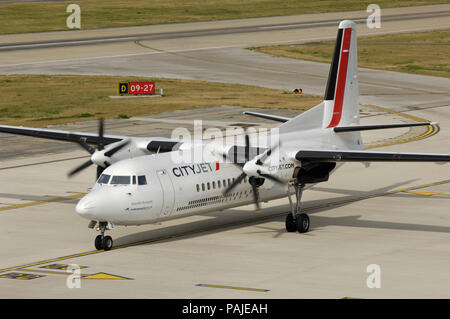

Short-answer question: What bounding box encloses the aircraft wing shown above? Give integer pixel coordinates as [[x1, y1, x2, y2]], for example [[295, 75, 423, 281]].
[[294, 149, 450, 162], [0, 124, 125, 145], [0, 124, 186, 154]]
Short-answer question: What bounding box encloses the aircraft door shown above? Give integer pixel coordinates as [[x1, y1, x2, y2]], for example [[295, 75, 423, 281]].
[[156, 169, 175, 218]]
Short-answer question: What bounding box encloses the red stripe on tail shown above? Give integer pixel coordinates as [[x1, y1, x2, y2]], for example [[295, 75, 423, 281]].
[[327, 28, 352, 128]]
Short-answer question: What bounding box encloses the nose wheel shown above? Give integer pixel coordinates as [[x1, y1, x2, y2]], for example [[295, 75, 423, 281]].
[[94, 222, 114, 251], [285, 182, 310, 233]]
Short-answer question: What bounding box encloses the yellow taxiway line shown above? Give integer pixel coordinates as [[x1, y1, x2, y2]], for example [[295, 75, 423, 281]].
[[1, 178, 449, 275], [364, 104, 440, 150], [0, 193, 85, 212], [0, 102, 444, 277], [196, 283, 269, 292]]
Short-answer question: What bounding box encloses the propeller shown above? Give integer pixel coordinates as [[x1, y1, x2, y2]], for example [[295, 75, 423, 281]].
[[68, 118, 130, 179], [221, 130, 283, 213]]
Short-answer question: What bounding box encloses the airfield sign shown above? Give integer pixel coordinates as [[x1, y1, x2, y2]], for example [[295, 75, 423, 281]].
[[119, 81, 155, 95]]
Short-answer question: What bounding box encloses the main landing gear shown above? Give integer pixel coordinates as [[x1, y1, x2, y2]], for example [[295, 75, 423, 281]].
[[93, 221, 114, 251], [285, 182, 310, 233]]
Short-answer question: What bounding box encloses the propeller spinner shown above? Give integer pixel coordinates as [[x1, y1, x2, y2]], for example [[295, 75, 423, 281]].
[[68, 118, 130, 179]]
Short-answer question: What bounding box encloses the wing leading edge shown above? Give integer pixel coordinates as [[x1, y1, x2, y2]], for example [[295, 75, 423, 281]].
[[0, 125, 123, 145]]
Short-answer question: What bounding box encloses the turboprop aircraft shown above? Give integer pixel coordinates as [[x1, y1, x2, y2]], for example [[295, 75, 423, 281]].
[[1, 20, 449, 251], [74, 20, 450, 250]]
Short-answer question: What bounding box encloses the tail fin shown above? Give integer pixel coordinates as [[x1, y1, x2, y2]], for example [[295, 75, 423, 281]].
[[322, 20, 359, 128], [279, 20, 359, 134]]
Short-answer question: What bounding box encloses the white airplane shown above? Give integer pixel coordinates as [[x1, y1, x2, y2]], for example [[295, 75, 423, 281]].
[[1, 20, 449, 251]]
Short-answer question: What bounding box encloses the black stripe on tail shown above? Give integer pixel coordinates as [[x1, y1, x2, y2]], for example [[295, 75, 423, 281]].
[[324, 28, 343, 101]]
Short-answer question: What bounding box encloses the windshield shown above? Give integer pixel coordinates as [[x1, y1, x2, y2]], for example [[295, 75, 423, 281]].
[[110, 175, 131, 185], [138, 175, 147, 185], [97, 174, 111, 184], [97, 174, 147, 185]]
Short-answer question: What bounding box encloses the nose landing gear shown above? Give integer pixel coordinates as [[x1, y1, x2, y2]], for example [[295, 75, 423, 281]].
[[285, 182, 310, 233], [94, 221, 114, 251]]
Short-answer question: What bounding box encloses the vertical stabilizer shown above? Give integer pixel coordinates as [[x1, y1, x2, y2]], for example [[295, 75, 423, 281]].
[[322, 20, 359, 129], [279, 20, 360, 137]]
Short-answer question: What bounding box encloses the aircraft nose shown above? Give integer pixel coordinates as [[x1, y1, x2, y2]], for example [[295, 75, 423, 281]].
[[75, 196, 96, 218]]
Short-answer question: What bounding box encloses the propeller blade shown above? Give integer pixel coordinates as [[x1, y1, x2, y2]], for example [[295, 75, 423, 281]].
[[96, 166, 104, 179], [258, 172, 284, 185], [245, 132, 250, 162], [68, 159, 94, 177], [76, 137, 95, 155], [222, 172, 246, 197], [256, 143, 280, 165], [104, 139, 130, 157], [220, 151, 229, 162], [250, 182, 261, 213], [220, 151, 245, 168], [97, 118, 104, 151]]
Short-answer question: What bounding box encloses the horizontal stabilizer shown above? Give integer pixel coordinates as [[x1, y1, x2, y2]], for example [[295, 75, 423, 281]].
[[243, 111, 290, 123], [333, 122, 437, 133], [295, 149, 450, 162]]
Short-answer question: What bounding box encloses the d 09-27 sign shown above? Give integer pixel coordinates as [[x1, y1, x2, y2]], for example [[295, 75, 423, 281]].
[[119, 81, 155, 95]]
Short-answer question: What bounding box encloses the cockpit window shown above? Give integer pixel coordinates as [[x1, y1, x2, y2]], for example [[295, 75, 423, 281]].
[[97, 174, 111, 184], [110, 175, 131, 185], [138, 175, 147, 185]]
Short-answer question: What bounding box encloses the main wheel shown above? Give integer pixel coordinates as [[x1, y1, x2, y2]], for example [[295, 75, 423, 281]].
[[102, 235, 113, 251], [285, 214, 297, 232], [94, 235, 103, 250], [296, 213, 310, 233]]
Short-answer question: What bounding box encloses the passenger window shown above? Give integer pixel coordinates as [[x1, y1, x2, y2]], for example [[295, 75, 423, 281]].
[[110, 175, 131, 185], [97, 174, 111, 184], [207, 182, 210, 190], [202, 183, 205, 191], [138, 175, 147, 185], [223, 179, 226, 187], [218, 180, 221, 188], [196, 184, 200, 192], [212, 181, 216, 189]]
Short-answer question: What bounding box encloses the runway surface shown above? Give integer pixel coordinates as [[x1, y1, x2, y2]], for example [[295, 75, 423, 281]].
[[0, 5, 450, 298]]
